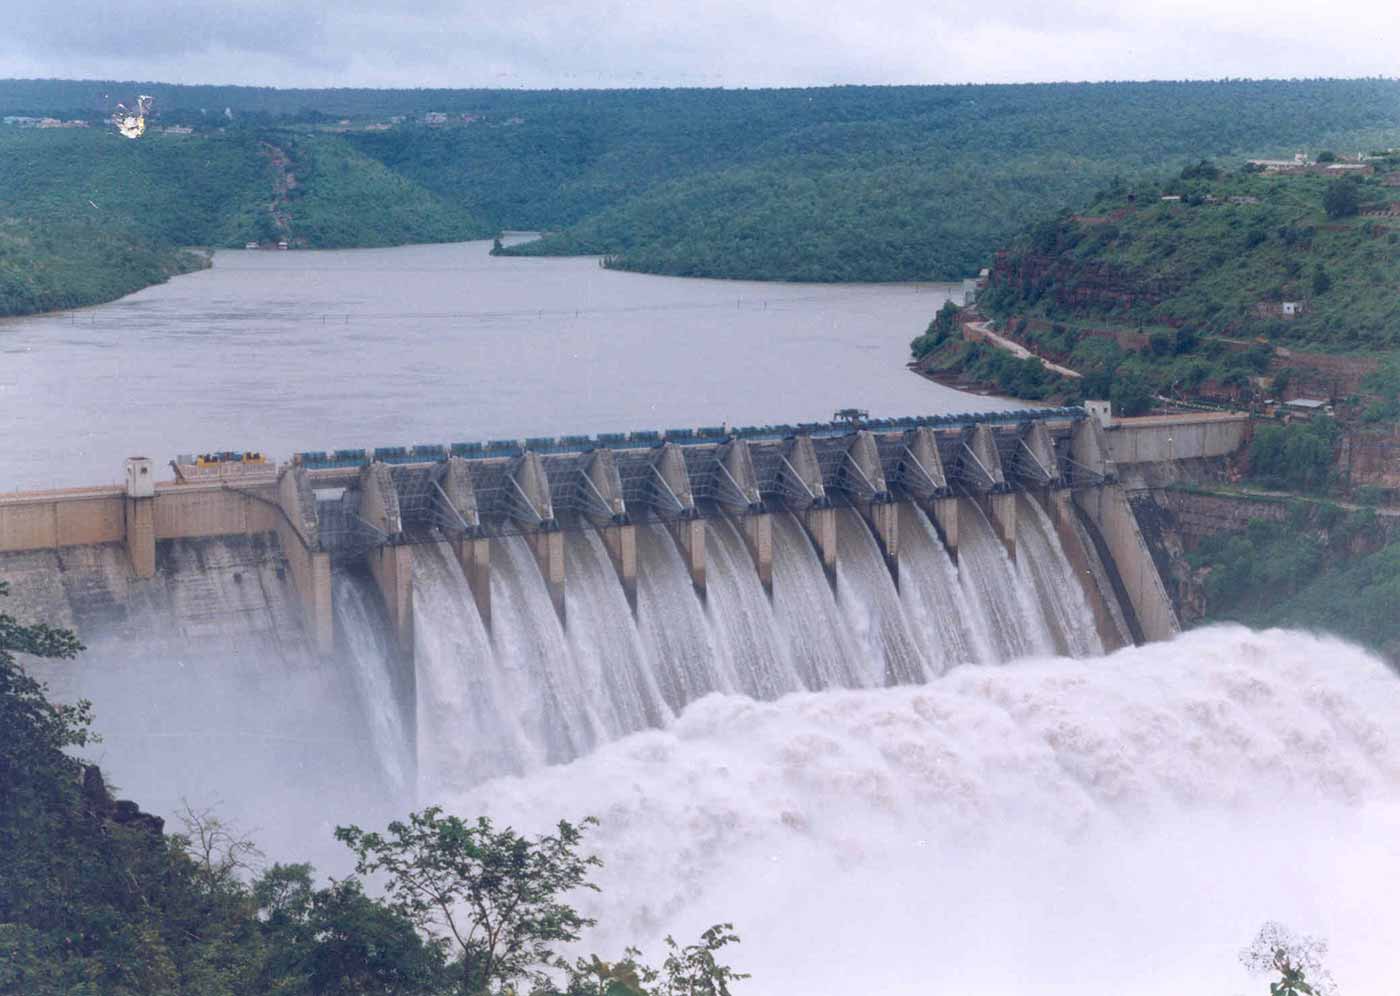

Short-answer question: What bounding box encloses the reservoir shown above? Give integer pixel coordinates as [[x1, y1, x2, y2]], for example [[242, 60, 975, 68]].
[[0, 240, 983, 490]]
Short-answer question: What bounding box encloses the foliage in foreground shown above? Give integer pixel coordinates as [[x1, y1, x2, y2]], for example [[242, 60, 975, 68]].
[[0, 579, 744, 995], [1241, 921, 1336, 996]]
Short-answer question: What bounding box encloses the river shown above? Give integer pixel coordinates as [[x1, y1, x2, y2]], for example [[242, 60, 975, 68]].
[[0, 240, 990, 490]]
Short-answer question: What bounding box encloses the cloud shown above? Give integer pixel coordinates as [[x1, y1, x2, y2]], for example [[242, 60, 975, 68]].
[[0, 0, 1395, 88]]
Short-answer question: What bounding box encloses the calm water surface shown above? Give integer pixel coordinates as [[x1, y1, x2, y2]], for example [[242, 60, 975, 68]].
[[1, 241, 1003, 489]]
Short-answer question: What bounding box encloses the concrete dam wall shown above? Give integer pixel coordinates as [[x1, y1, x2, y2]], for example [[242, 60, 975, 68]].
[[0, 408, 1249, 821]]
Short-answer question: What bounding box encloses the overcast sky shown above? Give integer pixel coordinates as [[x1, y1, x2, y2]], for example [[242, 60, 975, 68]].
[[1, 0, 1396, 89]]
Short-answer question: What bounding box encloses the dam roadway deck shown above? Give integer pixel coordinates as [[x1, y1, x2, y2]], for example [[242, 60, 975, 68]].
[[0, 408, 1249, 658]]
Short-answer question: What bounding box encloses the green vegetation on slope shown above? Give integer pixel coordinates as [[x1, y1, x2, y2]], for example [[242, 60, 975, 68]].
[[0, 128, 485, 314], [1189, 506, 1400, 661], [268, 134, 483, 248], [3, 77, 1399, 313], [979, 160, 1400, 349], [489, 80, 1400, 282]]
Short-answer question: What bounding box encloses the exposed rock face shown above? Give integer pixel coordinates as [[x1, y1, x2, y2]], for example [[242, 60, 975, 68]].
[[1132, 487, 1400, 627], [81, 764, 165, 836], [1340, 427, 1400, 492], [990, 251, 1177, 312]]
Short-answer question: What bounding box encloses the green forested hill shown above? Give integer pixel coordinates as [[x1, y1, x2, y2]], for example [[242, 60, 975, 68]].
[[0, 128, 486, 315], [978, 162, 1400, 348], [3, 77, 1400, 314]]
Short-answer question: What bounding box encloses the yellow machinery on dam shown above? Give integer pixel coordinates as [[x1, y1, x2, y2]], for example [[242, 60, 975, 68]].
[[0, 408, 1250, 660]]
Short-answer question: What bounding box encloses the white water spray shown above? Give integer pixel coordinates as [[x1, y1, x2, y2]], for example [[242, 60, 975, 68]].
[[1015, 494, 1105, 657], [833, 507, 926, 685], [896, 503, 990, 669], [459, 628, 1400, 996], [333, 570, 412, 793], [955, 499, 1055, 661], [770, 512, 866, 689], [703, 515, 801, 699]]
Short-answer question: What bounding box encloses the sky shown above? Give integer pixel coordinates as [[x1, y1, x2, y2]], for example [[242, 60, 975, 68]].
[[0, 0, 1396, 89]]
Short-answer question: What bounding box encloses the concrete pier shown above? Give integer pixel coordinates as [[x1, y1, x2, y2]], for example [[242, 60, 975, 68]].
[[958, 424, 1006, 492], [453, 536, 492, 628], [802, 506, 838, 584], [863, 500, 899, 584], [988, 491, 1017, 558], [929, 496, 958, 561], [667, 516, 706, 596], [895, 427, 947, 496], [275, 465, 333, 654], [718, 438, 763, 509], [602, 523, 638, 610], [1044, 489, 1132, 651], [368, 543, 414, 655], [1072, 484, 1179, 643], [528, 528, 566, 622], [739, 512, 773, 592]]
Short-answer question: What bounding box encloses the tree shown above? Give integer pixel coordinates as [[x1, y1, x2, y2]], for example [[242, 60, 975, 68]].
[[1322, 179, 1360, 218], [255, 863, 450, 996], [563, 925, 749, 996], [177, 801, 265, 894], [910, 300, 962, 360], [1240, 921, 1335, 996], [336, 808, 602, 995], [1110, 372, 1154, 416], [1311, 264, 1332, 295]]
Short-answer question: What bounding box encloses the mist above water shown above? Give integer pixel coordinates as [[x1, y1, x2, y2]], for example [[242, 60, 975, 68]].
[[458, 627, 1400, 995]]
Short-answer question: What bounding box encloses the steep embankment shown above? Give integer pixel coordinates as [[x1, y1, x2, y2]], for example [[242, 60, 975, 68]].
[[916, 158, 1400, 412], [1136, 486, 1400, 662], [980, 165, 1400, 348]]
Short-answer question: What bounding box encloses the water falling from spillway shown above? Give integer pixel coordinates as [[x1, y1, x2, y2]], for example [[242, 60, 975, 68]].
[[333, 570, 413, 793], [411, 540, 533, 796], [703, 515, 802, 699], [833, 507, 927, 685], [562, 527, 671, 736], [954, 500, 1056, 662], [455, 628, 1400, 996], [489, 533, 600, 763], [896, 503, 991, 670], [635, 522, 735, 711], [29, 491, 1140, 880], [1014, 495, 1105, 657], [770, 512, 866, 689]]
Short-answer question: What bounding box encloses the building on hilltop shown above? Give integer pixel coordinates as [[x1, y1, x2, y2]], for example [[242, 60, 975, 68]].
[[1248, 152, 1310, 173], [1254, 300, 1307, 320]]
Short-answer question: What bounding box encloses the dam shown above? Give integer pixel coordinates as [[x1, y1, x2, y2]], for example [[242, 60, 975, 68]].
[[0, 405, 1250, 804]]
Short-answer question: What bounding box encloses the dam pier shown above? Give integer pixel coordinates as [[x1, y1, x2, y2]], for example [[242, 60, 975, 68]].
[[0, 407, 1249, 663]]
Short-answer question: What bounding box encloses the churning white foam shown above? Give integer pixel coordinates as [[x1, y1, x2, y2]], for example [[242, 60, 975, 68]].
[[450, 626, 1400, 995]]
